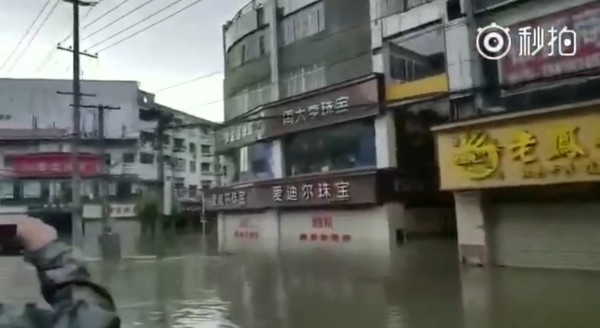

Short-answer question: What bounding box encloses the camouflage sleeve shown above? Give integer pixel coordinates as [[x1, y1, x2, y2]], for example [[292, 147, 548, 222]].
[[24, 241, 121, 328]]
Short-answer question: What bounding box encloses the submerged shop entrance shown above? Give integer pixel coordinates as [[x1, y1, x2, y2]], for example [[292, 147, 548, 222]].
[[393, 100, 456, 242], [487, 184, 600, 270]]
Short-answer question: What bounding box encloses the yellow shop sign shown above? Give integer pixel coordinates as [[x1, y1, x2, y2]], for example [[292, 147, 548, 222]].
[[435, 109, 600, 190]]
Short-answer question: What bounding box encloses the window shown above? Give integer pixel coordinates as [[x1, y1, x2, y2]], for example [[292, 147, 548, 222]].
[[241, 44, 247, 64], [174, 138, 185, 152], [201, 145, 212, 154], [123, 153, 135, 163], [201, 163, 212, 172], [3, 155, 14, 167], [116, 181, 132, 198], [190, 160, 197, 173], [140, 131, 155, 144], [235, 141, 274, 183], [188, 185, 198, 198], [201, 180, 212, 189], [189, 142, 197, 154], [388, 25, 445, 82], [259, 35, 266, 56], [104, 154, 111, 166], [257, 7, 265, 25], [140, 152, 154, 164], [281, 2, 325, 46], [284, 120, 376, 176], [175, 158, 186, 172], [283, 63, 326, 97]]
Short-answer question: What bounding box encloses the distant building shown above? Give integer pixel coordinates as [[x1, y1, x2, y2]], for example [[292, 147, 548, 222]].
[[0, 78, 218, 215]]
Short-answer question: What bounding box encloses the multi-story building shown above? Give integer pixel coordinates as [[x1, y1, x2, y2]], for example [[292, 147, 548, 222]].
[[0, 78, 218, 218], [428, 0, 600, 270], [208, 0, 454, 255]]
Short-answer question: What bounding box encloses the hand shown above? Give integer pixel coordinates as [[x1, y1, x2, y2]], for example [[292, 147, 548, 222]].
[[15, 217, 58, 252]]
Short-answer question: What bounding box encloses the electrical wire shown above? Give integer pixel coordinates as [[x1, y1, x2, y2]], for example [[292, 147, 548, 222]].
[[154, 71, 222, 93], [6, 0, 61, 75], [33, 45, 59, 75], [82, 0, 160, 42], [58, 0, 107, 45], [0, 0, 54, 72], [93, 0, 205, 53]]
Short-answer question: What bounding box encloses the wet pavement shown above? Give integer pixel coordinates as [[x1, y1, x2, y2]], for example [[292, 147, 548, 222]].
[[3, 234, 600, 327]]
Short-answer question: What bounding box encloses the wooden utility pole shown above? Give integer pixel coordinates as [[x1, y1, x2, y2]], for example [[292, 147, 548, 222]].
[[62, 0, 96, 248]]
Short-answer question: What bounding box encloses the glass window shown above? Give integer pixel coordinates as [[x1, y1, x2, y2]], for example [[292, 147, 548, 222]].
[[201, 145, 212, 154], [238, 141, 274, 182], [189, 142, 197, 154], [284, 120, 376, 176], [190, 160, 197, 173], [201, 163, 212, 172], [281, 1, 325, 46], [388, 25, 445, 82], [282, 63, 326, 97]]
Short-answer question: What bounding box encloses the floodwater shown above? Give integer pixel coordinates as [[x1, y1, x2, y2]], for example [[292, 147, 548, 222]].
[[3, 233, 600, 328]]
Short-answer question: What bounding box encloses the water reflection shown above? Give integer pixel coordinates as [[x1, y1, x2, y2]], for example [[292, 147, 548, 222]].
[[6, 233, 600, 327]]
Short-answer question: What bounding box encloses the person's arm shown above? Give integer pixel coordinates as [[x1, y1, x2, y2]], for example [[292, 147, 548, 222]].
[[17, 218, 120, 328]]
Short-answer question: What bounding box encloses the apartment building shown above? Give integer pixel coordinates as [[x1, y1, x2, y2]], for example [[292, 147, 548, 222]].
[[0, 78, 218, 217]]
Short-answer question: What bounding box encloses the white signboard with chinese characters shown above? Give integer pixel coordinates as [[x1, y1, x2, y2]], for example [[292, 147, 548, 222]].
[[272, 181, 351, 202]]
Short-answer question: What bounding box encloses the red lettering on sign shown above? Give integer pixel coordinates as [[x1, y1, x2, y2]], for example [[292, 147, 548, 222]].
[[312, 216, 333, 229]]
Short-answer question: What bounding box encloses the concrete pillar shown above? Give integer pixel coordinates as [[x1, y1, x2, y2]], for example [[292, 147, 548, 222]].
[[374, 111, 397, 168], [454, 191, 488, 266], [217, 212, 226, 253], [266, 0, 280, 101], [272, 139, 284, 178]]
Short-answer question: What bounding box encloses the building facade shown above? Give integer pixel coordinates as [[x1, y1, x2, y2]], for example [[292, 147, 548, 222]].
[[430, 0, 600, 270], [0, 78, 218, 218], [209, 0, 455, 255]]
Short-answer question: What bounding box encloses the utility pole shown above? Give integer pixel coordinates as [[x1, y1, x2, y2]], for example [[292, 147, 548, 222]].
[[79, 104, 121, 260], [60, 0, 96, 249]]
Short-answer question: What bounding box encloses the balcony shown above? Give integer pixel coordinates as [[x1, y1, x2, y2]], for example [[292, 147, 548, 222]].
[[384, 24, 449, 103]]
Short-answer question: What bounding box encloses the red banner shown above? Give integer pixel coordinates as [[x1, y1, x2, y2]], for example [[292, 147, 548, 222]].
[[11, 153, 101, 178], [499, 2, 600, 86]]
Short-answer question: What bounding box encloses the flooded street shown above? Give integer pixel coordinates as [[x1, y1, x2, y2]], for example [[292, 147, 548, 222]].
[[3, 234, 600, 328]]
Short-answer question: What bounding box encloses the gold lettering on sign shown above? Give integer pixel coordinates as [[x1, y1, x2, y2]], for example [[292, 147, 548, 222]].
[[510, 130, 538, 163], [453, 131, 502, 180], [587, 160, 600, 175], [522, 165, 546, 179], [549, 126, 587, 160]]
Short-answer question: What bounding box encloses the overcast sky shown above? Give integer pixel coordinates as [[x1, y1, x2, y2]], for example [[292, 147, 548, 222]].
[[0, 0, 250, 122]]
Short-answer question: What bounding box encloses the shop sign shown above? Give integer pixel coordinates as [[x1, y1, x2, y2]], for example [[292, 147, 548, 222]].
[[12, 153, 101, 178], [204, 171, 379, 211], [499, 1, 600, 86], [215, 119, 264, 152], [435, 108, 600, 190], [263, 76, 381, 138]]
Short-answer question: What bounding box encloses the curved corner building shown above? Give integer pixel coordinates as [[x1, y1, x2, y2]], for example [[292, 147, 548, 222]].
[[209, 0, 455, 256]]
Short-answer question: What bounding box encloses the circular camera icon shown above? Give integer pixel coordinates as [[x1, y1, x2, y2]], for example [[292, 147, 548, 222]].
[[476, 23, 511, 60]]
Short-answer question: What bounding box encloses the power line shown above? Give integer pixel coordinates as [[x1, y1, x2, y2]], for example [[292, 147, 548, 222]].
[[34, 45, 59, 75], [0, 0, 54, 72], [82, 0, 160, 42], [84, 0, 134, 29], [154, 71, 222, 93], [94, 0, 205, 53], [59, 0, 105, 44], [87, 0, 186, 51], [6, 0, 61, 75]]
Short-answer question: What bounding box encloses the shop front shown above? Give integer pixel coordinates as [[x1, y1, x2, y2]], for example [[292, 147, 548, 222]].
[[434, 102, 600, 270], [205, 169, 406, 254]]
